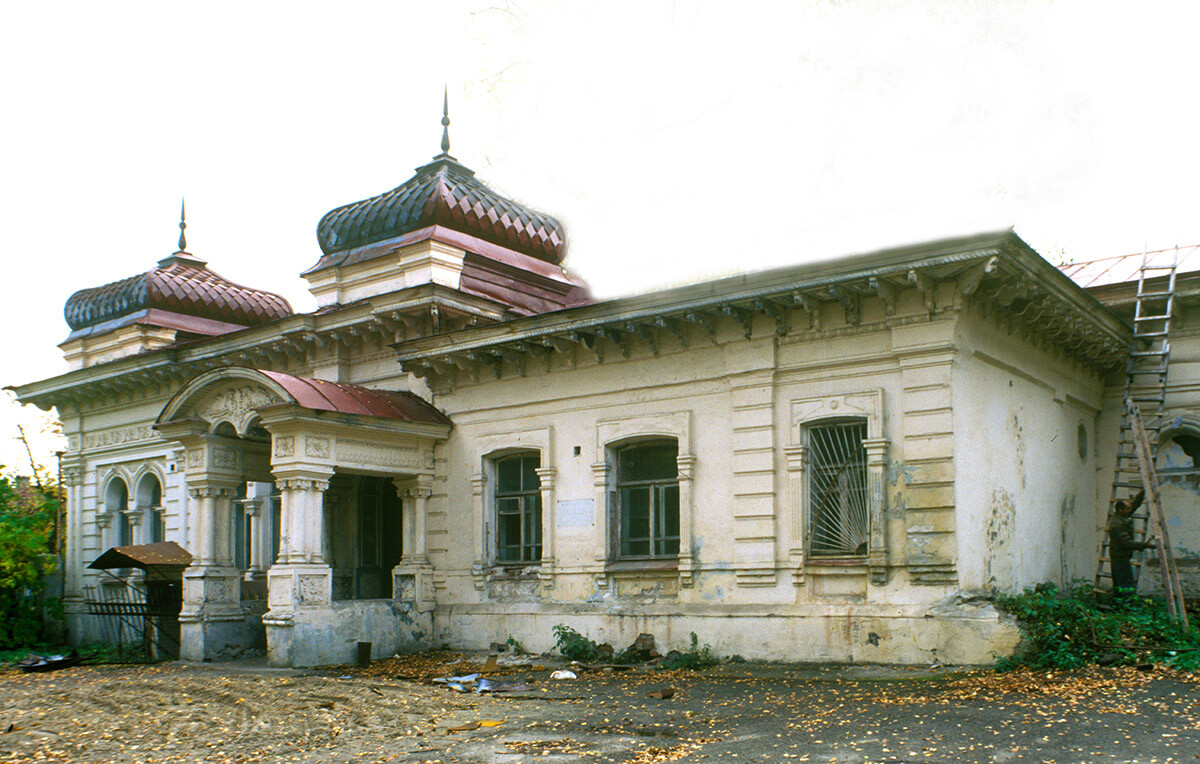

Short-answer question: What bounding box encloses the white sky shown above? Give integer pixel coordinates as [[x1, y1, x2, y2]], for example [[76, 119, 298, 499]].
[[3, 0, 1200, 472]]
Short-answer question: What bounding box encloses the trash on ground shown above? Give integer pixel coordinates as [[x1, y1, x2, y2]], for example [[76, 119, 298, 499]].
[[496, 654, 537, 667], [478, 719, 503, 727], [480, 655, 499, 673], [550, 669, 577, 680], [446, 722, 481, 733], [16, 652, 82, 673], [647, 687, 675, 699], [432, 673, 480, 684]]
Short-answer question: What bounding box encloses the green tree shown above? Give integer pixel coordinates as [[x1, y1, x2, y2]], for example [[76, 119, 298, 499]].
[[0, 470, 60, 647]]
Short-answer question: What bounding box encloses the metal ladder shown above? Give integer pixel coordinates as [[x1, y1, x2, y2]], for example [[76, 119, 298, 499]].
[[1095, 246, 1178, 591]]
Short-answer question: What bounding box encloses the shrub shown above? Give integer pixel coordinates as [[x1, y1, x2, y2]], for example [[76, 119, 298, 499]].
[[552, 624, 606, 662], [0, 473, 60, 649], [660, 632, 719, 670], [996, 581, 1200, 671]]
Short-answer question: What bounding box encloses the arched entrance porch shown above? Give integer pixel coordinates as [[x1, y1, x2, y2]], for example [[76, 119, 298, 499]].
[[154, 367, 451, 666]]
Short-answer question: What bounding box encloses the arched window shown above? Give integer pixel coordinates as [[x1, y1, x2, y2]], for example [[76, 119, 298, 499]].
[[105, 477, 132, 547], [136, 473, 164, 544], [613, 440, 679, 559]]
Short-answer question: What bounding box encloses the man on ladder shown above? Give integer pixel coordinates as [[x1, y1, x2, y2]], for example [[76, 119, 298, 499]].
[[1108, 489, 1157, 603]]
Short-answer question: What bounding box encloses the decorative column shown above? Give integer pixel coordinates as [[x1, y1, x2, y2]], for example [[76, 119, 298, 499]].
[[61, 463, 85, 608], [243, 497, 264, 577], [263, 467, 334, 667], [590, 460, 610, 589], [178, 480, 244, 661], [534, 466, 556, 587], [393, 474, 435, 608], [783, 444, 807, 586], [469, 472, 487, 589], [123, 508, 144, 545], [864, 438, 890, 586], [676, 455, 697, 587]]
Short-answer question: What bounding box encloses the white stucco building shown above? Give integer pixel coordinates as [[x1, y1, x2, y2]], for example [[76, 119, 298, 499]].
[[12, 126, 1197, 667]]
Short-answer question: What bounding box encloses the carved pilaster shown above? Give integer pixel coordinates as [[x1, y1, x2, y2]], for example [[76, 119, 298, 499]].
[[863, 437, 890, 585], [783, 444, 807, 585], [534, 466, 557, 587], [469, 473, 487, 590], [676, 454, 697, 588], [590, 462, 609, 579]]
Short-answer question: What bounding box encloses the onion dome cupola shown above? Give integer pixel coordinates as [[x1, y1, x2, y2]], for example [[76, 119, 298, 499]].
[[61, 202, 293, 370], [306, 93, 589, 318], [316, 97, 567, 265]]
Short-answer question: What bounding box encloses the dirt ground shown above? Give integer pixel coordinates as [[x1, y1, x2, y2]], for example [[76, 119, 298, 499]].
[[2, 652, 1199, 763]]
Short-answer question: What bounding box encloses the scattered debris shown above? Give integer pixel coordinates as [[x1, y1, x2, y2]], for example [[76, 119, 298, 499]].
[[446, 722, 480, 733], [647, 687, 675, 699], [16, 652, 82, 673], [550, 670, 577, 680]]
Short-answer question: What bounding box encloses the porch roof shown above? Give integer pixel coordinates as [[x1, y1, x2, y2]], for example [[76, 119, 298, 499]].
[[256, 370, 451, 426]]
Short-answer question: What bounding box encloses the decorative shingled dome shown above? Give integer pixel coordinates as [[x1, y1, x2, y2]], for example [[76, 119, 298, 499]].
[[64, 252, 293, 331], [316, 155, 568, 265]]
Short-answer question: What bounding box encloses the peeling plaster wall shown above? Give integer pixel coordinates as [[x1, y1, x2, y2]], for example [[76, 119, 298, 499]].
[[1090, 304, 1200, 599], [427, 292, 1020, 664], [952, 314, 1106, 594]]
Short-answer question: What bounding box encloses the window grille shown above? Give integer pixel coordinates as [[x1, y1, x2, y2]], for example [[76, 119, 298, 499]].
[[495, 453, 542, 563], [808, 420, 869, 557], [615, 441, 680, 559]]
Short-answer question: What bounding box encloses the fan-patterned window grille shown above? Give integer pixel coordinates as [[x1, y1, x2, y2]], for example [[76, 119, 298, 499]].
[[808, 419, 869, 557]]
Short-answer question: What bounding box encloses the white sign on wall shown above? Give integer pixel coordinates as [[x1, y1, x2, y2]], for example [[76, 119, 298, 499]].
[[556, 499, 594, 529]]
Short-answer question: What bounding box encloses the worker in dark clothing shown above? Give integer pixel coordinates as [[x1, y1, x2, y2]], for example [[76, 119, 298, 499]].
[[1108, 490, 1157, 602]]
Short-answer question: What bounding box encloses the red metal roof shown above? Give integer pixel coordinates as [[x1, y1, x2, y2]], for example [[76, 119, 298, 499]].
[[257, 370, 451, 425], [1059, 244, 1200, 289], [316, 155, 567, 265], [65, 254, 293, 332], [89, 541, 193, 571]]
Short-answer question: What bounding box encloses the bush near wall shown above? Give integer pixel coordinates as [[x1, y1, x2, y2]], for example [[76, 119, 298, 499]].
[[0, 472, 60, 648], [996, 582, 1200, 671]]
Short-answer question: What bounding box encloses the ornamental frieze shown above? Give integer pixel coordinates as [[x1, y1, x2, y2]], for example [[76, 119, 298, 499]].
[[338, 439, 421, 470], [82, 424, 156, 450], [195, 385, 281, 425]]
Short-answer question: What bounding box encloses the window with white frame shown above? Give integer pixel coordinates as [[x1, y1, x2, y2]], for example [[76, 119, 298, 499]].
[[494, 453, 542, 563], [807, 419, 869, 557], [613, 440, 679, 559]]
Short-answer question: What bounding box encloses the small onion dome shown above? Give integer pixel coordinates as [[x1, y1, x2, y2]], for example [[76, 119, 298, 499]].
[[316, 155, 567, 265], [64, 252, 293, 331]]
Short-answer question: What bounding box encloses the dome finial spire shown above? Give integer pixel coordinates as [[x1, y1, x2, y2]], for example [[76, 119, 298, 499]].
[[177, 198, 188, 252], [440, 85, 451, 155]]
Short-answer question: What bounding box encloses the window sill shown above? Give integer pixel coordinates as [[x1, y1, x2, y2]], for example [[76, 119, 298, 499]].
[[807, 557, 867, 568], [486, 565, 543, 581], [605, 559, 678, 574]]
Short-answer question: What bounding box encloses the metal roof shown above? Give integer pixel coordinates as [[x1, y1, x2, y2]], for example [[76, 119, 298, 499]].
[[315, 155, 567, 265], [64, 254, 293, 332], [88, 541, 193, 572], [257, 370, 451, 425], [1059, 245, 1200, 289]]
